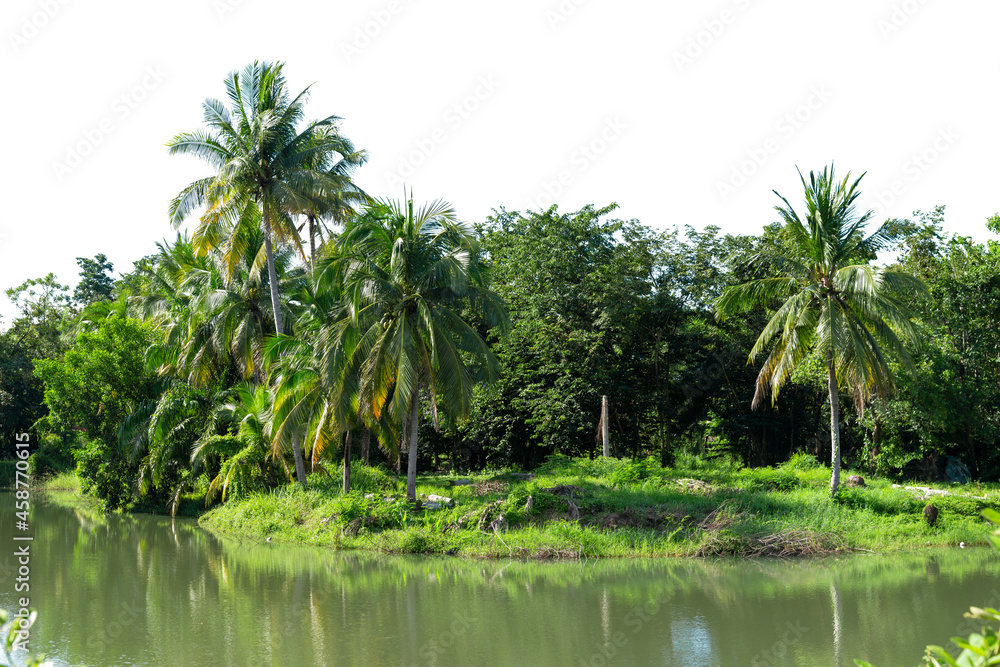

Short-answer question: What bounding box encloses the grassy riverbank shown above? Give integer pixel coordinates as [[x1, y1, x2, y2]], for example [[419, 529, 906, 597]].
[[197, 454, 1000, 558]]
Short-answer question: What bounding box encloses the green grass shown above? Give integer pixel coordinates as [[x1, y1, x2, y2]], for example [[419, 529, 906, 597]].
[[39, 470, 82, 493], [199, 454, 1000, 559]]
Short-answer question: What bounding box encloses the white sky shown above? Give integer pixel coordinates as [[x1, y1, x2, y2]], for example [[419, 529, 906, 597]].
[[3, 0, 998, 326]]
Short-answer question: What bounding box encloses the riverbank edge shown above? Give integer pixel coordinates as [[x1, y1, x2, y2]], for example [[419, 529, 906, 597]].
[[195, 460, 1000, 559], [24, 462, 1000, 560]]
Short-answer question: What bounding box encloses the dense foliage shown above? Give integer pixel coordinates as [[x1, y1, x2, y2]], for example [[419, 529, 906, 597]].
[[3, 62, 998, 518]]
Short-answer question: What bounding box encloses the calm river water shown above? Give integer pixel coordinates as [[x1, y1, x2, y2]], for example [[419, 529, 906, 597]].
[[1, 492, 998, 666]]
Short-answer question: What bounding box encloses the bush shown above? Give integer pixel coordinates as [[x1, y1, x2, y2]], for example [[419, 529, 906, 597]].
[[500, 484, 532, 524], [606, 456, 664, 487], [780, 452, 823, 473], [350, 462, 398, 494], [390, 527, 444, 553], [535, 453, 575, 476], [0, 461, 14, 488], [27, 433, 76, 479], [74, 439, 135, 511]]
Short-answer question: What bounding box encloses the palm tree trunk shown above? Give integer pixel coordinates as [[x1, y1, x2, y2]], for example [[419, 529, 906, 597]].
[[262, 210, 307, 487], [361, 427, 370, 465], [828, 348, 841, 496], [291, 431, 308, 488], [343, 430, 352, 493], [308, 214, 316, 268], [406, 387, 420, 502], [261, 213, 285, 336]]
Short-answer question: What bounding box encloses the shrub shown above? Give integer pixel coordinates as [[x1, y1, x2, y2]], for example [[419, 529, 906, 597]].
[[535, 453, 575, 476], [27, 433, 77, 479], [500, 484, 532, 524], [74, 439, 135, 511], [606, 456, 663, 487], [350, 462, 398, 494], [780, 452, 823, 473]]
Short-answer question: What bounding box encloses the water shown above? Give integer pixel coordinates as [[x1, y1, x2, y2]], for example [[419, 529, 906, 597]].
[[1, 492, 998, 666]]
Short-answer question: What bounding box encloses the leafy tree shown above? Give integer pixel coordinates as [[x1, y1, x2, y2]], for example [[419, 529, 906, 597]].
[[860, 209, 1000, 478], [1, 274, 72, 458], [470, 204, 720, 469], [33, 313, 159, 509], [73, 253, 115, 306], [715, 165, 927, 494]]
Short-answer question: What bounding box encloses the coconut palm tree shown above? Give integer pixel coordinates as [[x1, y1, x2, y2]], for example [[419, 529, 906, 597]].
[[266, 257, 358, 490], [267, 253, 401, 492], [191, 382, 275, 505], [339, 194, 509, 502], [290, 128, 370, 266], [714, 165, 926, 495], [168, 61, 364, 484], [183, 225, 296, 384]]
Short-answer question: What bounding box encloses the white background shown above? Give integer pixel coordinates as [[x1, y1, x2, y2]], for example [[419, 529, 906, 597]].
[[2, 0, 997, 325]]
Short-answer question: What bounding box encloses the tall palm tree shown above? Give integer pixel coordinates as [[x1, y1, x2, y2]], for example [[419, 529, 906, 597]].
[[340, 194, 509, 502], [714, 165, 926, 495], [167, 61, 364, 484], [268, 254, 400, 492]]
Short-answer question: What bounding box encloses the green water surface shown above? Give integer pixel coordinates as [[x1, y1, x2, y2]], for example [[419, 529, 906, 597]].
[[1, 492, 998, 666]]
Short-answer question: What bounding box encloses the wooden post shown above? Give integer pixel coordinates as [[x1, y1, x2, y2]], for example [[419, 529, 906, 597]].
[[602, 395, 610, 457]]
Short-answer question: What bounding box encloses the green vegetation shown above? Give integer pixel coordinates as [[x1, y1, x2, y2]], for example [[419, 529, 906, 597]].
[[199, 454, 1000, 558], [3, 62, 1000, 570], [716, 165, 927, 495], [0, 608, 47, 667]]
